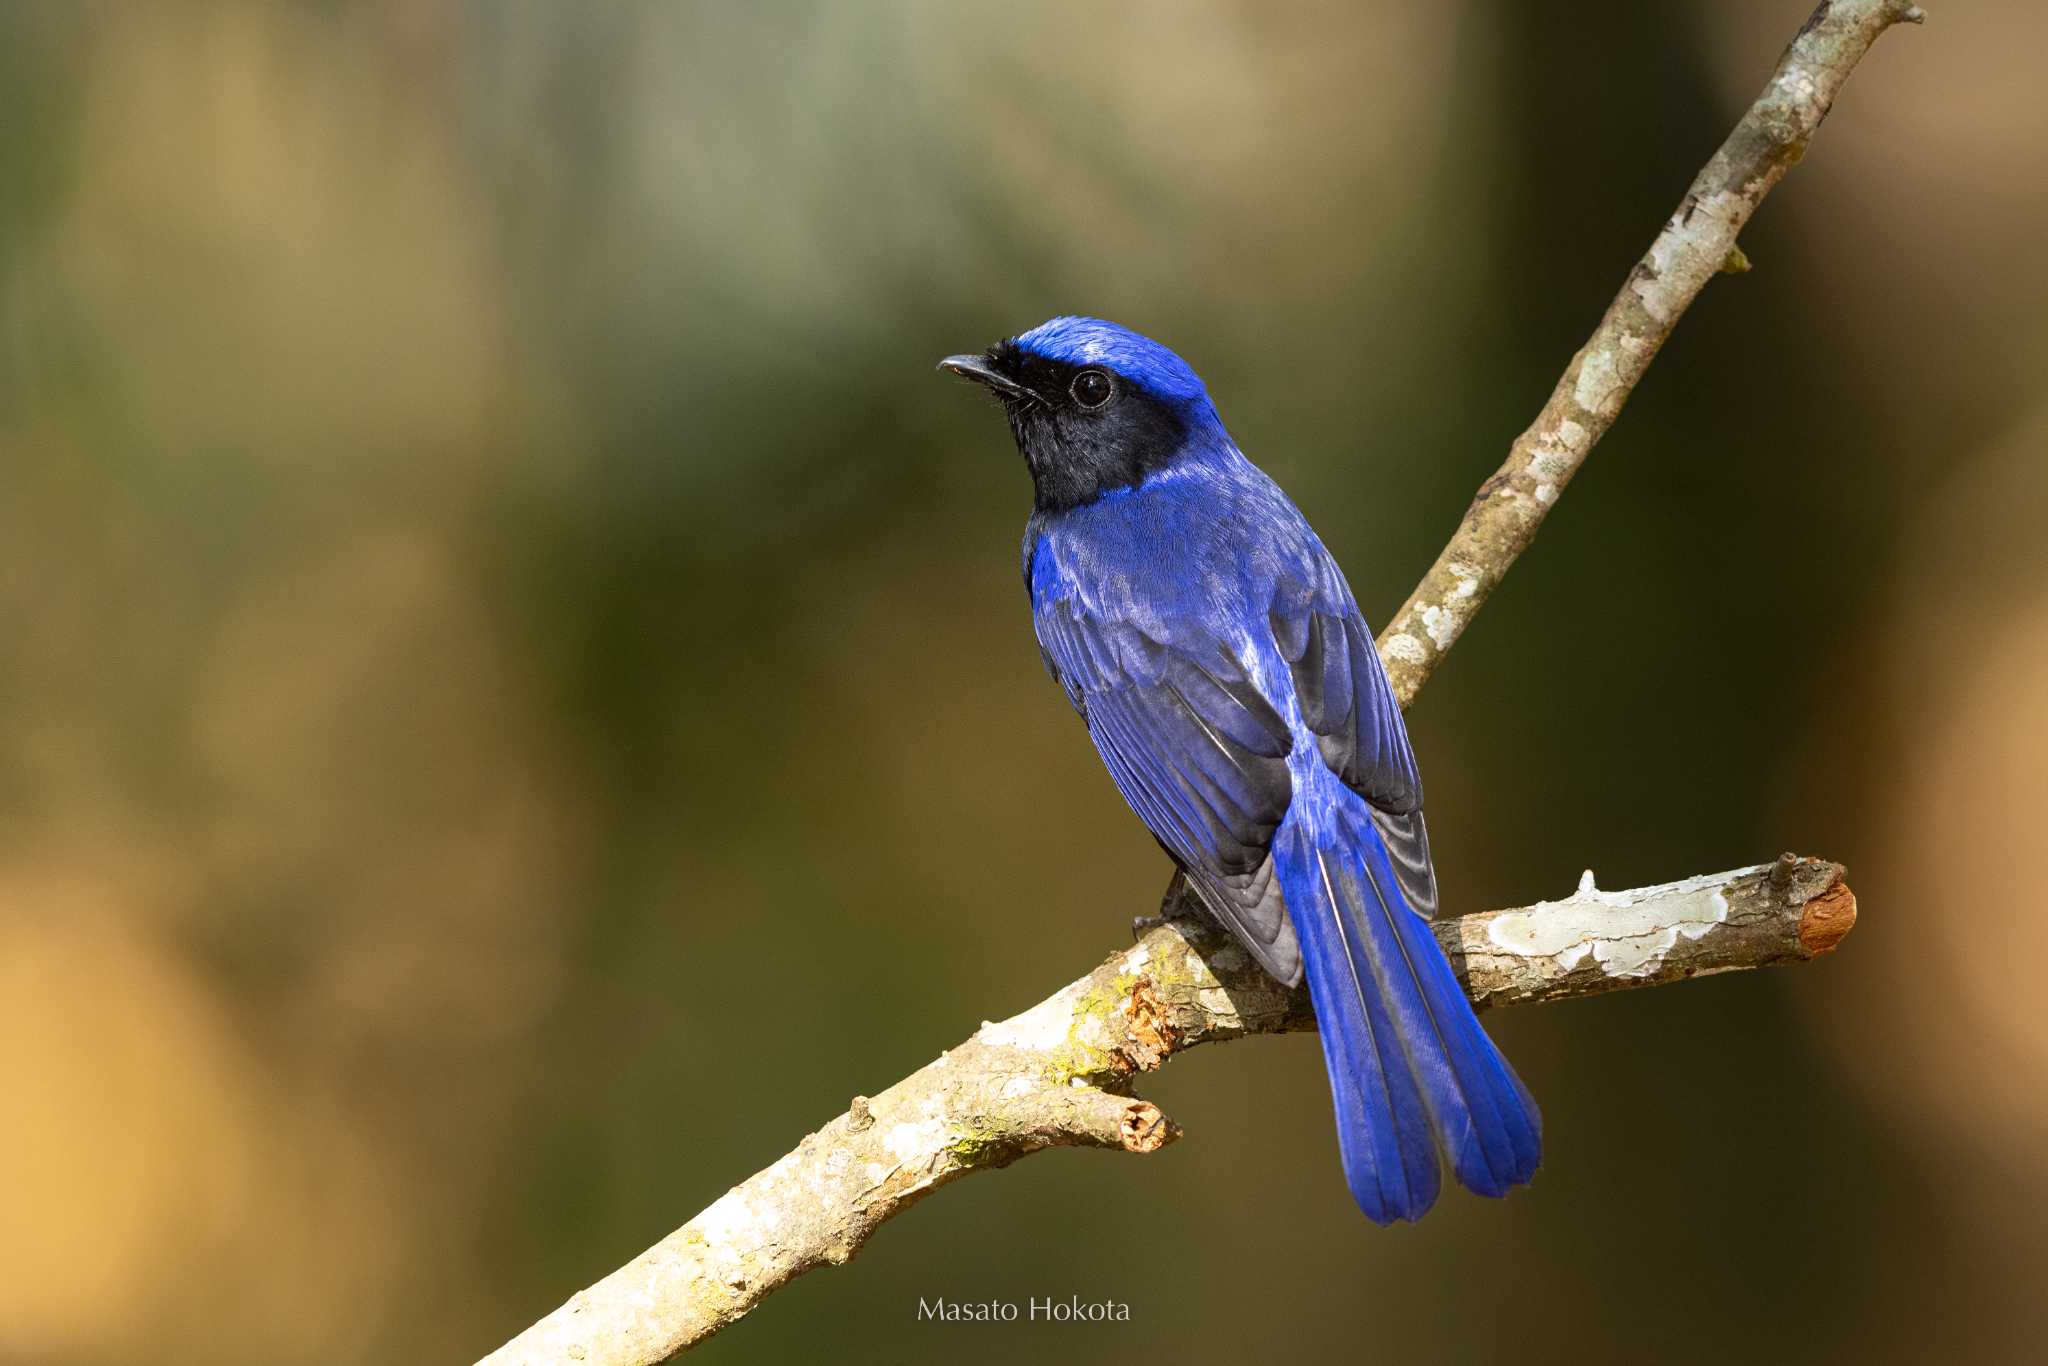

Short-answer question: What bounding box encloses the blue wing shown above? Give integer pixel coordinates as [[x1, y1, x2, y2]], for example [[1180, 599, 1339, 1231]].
[[1032, 550, 1435, 981], [1030, 521, 1540, 1221], [1032, 588, 1304, 980], [1266, 576, 1439, 922]]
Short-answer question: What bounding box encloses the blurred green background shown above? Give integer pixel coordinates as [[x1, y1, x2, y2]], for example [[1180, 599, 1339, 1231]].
[[3, 2, 2044, 1363]]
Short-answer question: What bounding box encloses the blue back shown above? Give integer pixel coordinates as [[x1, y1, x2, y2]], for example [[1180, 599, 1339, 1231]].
[[1001, 318, 1541, 1222]]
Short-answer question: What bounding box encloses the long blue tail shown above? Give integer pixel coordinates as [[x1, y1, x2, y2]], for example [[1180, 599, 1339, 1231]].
[[1272, 794, 1541, 1224]]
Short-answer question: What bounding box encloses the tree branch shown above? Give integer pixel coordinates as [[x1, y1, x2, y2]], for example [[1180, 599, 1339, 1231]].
[[476, 2, 1913, 1360], [483, 859, 1856, 1365], [1376, 0, 1923, 706]]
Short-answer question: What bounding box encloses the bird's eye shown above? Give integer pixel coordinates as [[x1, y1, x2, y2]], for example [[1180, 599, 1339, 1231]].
[[1069, 369, 1113, 409]]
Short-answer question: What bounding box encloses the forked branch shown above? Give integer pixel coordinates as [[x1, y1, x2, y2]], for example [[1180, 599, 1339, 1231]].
[[478, 3, 1913, 1360]]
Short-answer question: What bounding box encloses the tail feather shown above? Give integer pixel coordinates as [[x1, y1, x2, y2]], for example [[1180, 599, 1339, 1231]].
[[1274, 798, 1541, 1223], [1289, 847, 1439, 1221]]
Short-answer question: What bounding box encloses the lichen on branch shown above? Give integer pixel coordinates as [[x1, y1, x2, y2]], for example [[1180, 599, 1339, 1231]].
[[1375, 0, 1925, 706], [481, 859, 1855, 1366]]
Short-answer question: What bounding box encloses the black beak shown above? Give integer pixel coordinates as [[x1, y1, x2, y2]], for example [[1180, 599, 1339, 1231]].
[[938, 353, 1043, 405]]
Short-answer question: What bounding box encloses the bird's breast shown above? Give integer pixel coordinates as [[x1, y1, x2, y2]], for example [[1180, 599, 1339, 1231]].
[[1033, 472, 1283, 602]]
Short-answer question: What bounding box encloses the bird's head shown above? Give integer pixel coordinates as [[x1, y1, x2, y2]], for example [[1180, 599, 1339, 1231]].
[[940, 316, 1223, 513]]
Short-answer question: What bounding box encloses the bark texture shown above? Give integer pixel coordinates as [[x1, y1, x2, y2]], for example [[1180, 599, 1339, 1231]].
[[1375, 0, 1924, 706], [481, 859, 1855, 1366]]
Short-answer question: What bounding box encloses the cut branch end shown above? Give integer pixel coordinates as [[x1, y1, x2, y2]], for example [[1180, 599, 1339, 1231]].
[[1798, 882, 1859, 955]]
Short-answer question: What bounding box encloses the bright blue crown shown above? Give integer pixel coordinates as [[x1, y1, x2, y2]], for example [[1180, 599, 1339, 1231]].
[[1013, 316, 1210, 405]]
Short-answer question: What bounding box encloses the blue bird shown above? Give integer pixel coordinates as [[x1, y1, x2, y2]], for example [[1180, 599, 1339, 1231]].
[[941, 317, 1540, 1223]]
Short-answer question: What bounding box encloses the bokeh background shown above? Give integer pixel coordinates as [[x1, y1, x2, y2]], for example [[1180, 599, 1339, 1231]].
[[3, 2, 2044, 1362]]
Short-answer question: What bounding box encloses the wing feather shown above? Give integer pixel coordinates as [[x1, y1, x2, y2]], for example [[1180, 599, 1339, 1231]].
[[1036, 597, 1300, 977], [1275, 587, 1441, 920]]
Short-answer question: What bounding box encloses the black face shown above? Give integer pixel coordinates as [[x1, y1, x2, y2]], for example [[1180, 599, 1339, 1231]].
[[953, 340, 1191, 514]]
